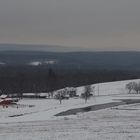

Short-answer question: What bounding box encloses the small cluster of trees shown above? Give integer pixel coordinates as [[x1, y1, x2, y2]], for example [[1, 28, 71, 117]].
[[55, 85, 95, 104], [55, 87, 77, 104], [126, 81, 140, 94], [81, 85, 95, 103]]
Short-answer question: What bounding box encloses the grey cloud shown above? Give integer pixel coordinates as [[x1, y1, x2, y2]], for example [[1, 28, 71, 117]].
[[0, 0, 140, 51]]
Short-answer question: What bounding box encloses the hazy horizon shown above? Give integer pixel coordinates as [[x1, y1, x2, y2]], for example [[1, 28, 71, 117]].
[[0, 43, 140, 52], [1, 0, 140, 51]]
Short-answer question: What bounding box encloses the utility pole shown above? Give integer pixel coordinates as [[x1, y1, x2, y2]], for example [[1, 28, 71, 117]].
[[98, 84, 99, 96]]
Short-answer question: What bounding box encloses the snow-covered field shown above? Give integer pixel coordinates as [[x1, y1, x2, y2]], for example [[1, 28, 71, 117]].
[[0, 95, 117, 123], [1, 102, 140, 140], [1, 79, 140, 140], [77, 79, 140, 96]]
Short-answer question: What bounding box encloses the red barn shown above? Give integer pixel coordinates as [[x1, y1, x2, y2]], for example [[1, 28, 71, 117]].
[[0, 95, 13, 105]]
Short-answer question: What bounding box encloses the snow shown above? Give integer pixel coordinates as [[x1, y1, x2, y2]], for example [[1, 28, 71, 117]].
[[0, 96, 115, 123], [0, 94, 8, 99], [1, 79, 140, 139], [77, 79, 140, 96], [1, 101, 140, 140], [0, 62, 5, 65], [28, 60, 57, 66], [45, 60, 57, 64], [23, 93, 36, 96], [1, 79, 140, 123], [28, 61, 42, 66]]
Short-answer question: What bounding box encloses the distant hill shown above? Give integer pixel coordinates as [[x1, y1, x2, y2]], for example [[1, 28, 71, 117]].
[[0, 50, 140, 71], [0, 44, 81, 52]]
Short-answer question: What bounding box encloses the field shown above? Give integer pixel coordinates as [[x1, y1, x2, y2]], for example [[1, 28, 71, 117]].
[[0, 79, 140, 140]]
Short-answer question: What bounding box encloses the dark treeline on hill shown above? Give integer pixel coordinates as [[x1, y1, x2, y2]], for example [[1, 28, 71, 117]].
[[0, 51, 140, 94], [0, 65, 139, 94]]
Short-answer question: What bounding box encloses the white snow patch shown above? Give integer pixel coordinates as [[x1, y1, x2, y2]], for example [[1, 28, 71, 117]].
[[0, 62, 5, 65], [28, 61, 42, 66], [45, 60, 57, 64]]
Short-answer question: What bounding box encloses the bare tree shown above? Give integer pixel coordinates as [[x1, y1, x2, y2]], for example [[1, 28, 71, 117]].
[[126, 82, 137, 94], [50, 91, 54, 98], [35, 92, 40, 98], [57, 93, 62, 104], [55, 91, 63, 104], [133, 82, 140, 94], [82, 85, 92, 103]]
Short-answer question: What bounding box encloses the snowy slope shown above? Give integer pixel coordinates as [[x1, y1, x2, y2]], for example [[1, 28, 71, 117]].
[[1, 79, 140, 140], [0, 79, 140, 124], [1, 104, 140, 140], [77, 79, 140, 96]]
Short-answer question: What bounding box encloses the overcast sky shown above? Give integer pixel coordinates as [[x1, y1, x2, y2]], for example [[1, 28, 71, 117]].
[[0, 0, 140, 51]]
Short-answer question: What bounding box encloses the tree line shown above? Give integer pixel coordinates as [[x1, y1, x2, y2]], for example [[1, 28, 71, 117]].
[[0, 65, 139, 96]]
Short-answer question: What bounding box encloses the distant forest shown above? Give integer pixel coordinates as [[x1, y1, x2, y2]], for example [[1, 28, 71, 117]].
[[0, 65, 139, 94], [0, 51, 140, 95]]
